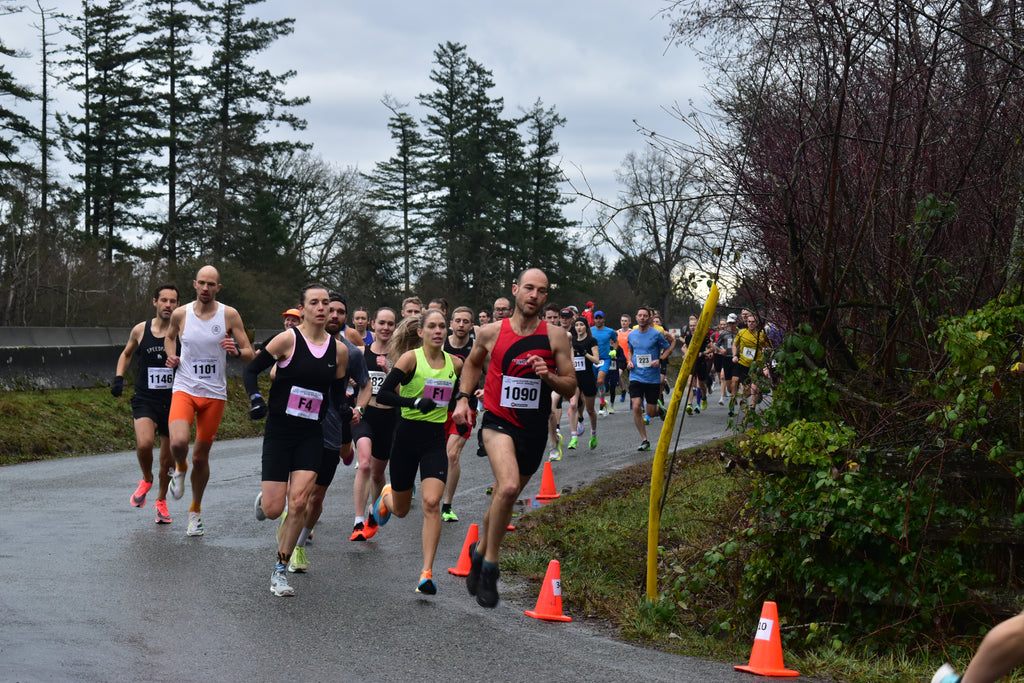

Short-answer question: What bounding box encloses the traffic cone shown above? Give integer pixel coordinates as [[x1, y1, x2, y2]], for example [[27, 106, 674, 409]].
[[535, 461, 560, 500], [734, 601, 799, 677], [447, 523, 479, 576], [525, 559, 572, 622]]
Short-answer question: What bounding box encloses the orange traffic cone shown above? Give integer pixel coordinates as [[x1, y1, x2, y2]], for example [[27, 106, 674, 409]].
[[535, 461, 560, 500], [525, 559, 572, 622], [447, 523, 479, 576], [734, 601, 799, 677]]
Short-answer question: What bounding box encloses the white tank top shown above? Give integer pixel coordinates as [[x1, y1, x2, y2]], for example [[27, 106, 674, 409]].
[[173, 302, 228, 400]]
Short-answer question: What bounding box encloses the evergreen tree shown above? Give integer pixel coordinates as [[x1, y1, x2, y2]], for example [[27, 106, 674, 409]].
[[190, 0, 308, 260], [60, 0, 159, 262], [364, 96, 428, 294], [0, 30, 39, 176], [138, 0, 204, 264]]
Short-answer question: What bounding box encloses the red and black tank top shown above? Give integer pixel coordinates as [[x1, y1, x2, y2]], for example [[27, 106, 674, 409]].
[[482, 318, 554, 430]]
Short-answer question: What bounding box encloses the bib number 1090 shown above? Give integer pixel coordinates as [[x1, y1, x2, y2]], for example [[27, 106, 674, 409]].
[[500, 376, 541, 409]]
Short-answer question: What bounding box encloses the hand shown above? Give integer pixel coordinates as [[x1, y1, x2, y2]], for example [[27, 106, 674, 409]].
[[166, 355, 180, 369], [249, 394, 268, 420], [110, 376, 124, 397], [414, 397, 437, 413], [220, 333, 238, 357]]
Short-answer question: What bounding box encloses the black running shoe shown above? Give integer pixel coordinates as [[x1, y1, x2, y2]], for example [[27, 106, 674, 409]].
[[476, 564, 500, 608], [466, 542, 483, 596]]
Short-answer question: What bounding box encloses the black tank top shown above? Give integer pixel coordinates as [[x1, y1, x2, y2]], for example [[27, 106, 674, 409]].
[[364, 343, 390, 401], [134, 320, 174, 400], [268, 328, 337, 422]]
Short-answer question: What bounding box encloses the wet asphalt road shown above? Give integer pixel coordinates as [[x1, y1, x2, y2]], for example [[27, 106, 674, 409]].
[[0, 397, 825, 682]]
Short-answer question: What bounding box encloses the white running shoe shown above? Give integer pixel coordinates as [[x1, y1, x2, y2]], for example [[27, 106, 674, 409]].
[[186, 511, 204, 536], [169, 467, 186, 500], [598, 408, 607, 417], [270, 567, 295, 597]]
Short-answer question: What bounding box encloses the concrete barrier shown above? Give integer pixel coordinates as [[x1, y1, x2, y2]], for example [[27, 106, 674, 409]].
[[0, 327, 280, 391]]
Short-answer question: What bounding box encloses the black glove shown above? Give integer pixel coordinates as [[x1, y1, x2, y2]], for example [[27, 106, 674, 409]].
[[111, 376, 124, 397], [456, 421, 470, 437], [414, 397, 437, 413], [336, 402, 353, 424], [249, 393, 268, 420]]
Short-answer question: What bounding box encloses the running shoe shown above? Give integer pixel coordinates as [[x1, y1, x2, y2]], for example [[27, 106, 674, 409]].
[[466, 542, 483, 596], [589, 435, 598, 449], [130, 479, 152, 507], [350, 521, 366, 542], [168, 467, 186, 500], [718, 397, 725, 405], [701, 399, 708, 411], [642, 413, 650, 425], [306, 530, 313, 544], [576, 421, 585, 437], [416, 570, 437, 595], [270, 566, 295, 597], [254, 491, 266, 521], [476, 564, 500, 608], [567, 436, 578, 450], [372, 484, 392, 526], [608, 404, 615, 414], [686, 404, 693, 415], [599, 398, 606, 411], [154, 499, 171, 524], [341, 448, 354, 467], [638, 440, 651, 451], [931, 664, 961, 683], [186, 511, 204, 536], [288, 545, 308, 573], [693, 405, 700, 415], [598, 408, 607, 417], [619, 395, 626, 402], [441, 508, 459, 522]]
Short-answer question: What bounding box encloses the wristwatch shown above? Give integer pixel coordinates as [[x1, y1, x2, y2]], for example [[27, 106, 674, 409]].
[[354, 405, 365, 416], [454, 391, 473, 401]]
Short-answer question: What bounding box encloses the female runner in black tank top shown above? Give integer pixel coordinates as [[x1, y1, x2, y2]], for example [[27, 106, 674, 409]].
[[244, 284, 350, 597], [348, 306, 397, 541]]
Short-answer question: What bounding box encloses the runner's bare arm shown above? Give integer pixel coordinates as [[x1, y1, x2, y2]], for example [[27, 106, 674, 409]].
[[223, 307, 254, 362], [541, 328, 577, 400], [164, 308, 185, 368]]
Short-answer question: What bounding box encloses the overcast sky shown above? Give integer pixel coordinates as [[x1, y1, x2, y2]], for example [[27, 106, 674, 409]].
[[4, 0, 705, 226]]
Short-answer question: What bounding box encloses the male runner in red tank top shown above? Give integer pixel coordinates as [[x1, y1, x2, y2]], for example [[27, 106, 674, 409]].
[[452, 268, 576, 608]]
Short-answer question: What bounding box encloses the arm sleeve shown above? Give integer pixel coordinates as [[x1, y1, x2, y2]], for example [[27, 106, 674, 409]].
[[375, 367, 418, 409], [243, 349, 277, 397]]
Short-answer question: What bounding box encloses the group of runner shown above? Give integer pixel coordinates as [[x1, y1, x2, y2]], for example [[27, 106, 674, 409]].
[[112, 265, 775, 603]]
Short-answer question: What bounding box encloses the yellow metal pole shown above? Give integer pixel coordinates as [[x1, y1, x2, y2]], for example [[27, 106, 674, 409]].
[[646, 283, 720, 600]]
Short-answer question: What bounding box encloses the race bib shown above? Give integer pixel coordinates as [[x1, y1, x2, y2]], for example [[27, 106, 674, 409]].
[[609, 360, 617, 371], [573, 355, 586, 372], [500, 376, 541, 409], [191, 357, 218, 380], [285, 386, 323, 420], [635, 354, 652, 368], [423, 377, 454, 403], [368, 370, 386, 396], [742, 346, 757, 360], [147, 367, 173, 390]]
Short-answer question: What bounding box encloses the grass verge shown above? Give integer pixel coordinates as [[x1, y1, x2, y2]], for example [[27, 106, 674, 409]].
[[502, 442, 1006, 682], [0, 377, 269, 465]]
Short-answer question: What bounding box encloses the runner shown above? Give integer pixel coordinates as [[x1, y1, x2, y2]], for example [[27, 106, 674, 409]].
[[349, 307, 397, 541], [288, 293, 371, 573], [352, 306, 373, 346], [605, 336, 621, 413], [112, 284, 180, 524], [616, 314, 632, 404], [590, 310, 615, 416], [371, 309, 464, 594], [492, 297, 512, 321], [544, 304, 567, 461], [715, 314, 738, 409], [245, 283, 350, 596], [452, 268, 576, 608], [401, 296, 422, 318], [440, 306, 476, 522], [732, 312, 771, 414], [627, 306, 671, 451], [570, 317, 600, 450], [164, 265, 254, 536]]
